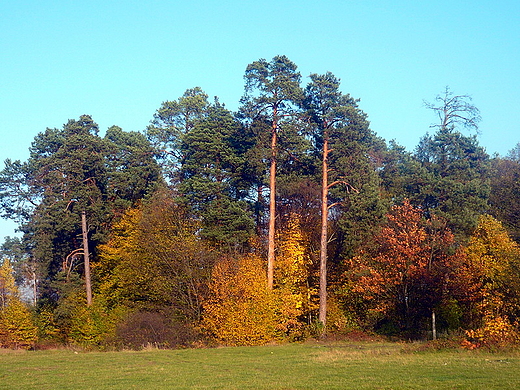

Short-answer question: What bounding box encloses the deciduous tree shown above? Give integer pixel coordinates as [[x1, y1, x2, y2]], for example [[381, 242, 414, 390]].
[[345, 201, 463, 336], [465, 215, 520, 321], [97, 189, 216, 323], [202, 253, 277, 346], [0, 259, 37, 348], [275, 214, 316, 339], [463, 215, 520, 347]]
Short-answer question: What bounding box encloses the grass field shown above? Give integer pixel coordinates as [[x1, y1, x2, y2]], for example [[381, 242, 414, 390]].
[[1, 342, 519, 389]]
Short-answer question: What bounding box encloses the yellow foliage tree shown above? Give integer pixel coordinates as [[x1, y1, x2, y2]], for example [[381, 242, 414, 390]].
[[202, 254, 277, 346], [275, 215, 316, 339], [464, 214, 520, 347], [0, 258, 17, 308], [0, 298, 38, 349], [68, 296, 125, 348], [95, 206, 141, 307], [97, 190, 215, 321], [0, 259, 37, 349], [96, 190, 217, 348]]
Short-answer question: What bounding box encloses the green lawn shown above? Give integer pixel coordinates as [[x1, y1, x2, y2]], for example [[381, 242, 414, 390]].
[[0, 342, 518, 389]]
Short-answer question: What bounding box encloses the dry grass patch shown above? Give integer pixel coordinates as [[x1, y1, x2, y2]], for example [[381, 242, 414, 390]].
[[312, 342, 404, 362]]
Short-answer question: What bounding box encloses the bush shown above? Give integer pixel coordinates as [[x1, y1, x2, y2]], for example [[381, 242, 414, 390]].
[[0, 298, 37, 349], [202, 254, 277, 346], [68, 300, 125, 349], [115, 310, 199, 349], [465, 316, 520, 349]]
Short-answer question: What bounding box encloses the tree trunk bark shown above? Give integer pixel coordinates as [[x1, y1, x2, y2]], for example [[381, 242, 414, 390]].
[[82, 211, 92, 306], [319, 135, 329, 328], [267, 110, 278, 289], [255, 185, 263, 236], [32, 270, 37, 306]]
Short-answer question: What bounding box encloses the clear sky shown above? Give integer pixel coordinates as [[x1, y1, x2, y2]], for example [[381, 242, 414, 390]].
[[1, 0, 519, 240]]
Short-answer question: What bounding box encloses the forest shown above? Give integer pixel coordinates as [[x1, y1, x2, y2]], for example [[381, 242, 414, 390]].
[[1, 55, 519, 350]]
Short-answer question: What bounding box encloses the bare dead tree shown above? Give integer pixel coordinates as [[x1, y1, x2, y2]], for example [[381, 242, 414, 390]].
[[424, 86, 481, 133]]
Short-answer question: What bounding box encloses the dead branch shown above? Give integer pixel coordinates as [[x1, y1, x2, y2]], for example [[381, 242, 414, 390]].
[[327, 180, 359, 193], [63, 248, 84, 281]]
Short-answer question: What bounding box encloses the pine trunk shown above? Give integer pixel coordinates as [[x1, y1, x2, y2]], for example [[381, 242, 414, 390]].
[[82, 211, 92, 306], [267, 111, 278, 289], [319, 135, 329, 327]]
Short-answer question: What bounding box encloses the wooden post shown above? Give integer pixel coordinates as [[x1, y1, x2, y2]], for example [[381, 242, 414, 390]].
[[432, 310, 437, 340], [82, 211, 92, 306]]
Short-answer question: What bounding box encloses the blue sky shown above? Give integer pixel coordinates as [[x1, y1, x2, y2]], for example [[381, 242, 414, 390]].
[[1, 0, 519, 240]]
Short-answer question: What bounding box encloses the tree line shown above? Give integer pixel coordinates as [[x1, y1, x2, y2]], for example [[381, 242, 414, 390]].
[[1, 55, 519, 349]]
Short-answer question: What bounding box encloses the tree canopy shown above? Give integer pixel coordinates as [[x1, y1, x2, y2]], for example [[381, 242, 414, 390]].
[[0, 56, 518, 349]]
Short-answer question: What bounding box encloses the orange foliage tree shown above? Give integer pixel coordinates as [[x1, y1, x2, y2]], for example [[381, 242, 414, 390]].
[[344, 200, 465, 336]]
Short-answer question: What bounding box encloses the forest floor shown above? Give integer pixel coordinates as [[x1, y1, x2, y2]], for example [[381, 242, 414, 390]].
[[1, 340, 519, 389]]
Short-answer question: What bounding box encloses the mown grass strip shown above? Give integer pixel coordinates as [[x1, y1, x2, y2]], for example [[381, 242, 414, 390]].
[[0, 342, 518, 389]]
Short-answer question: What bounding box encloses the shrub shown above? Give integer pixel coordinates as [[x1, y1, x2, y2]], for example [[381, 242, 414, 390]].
[[68, 300, 125, 349], [115, 310, 199, 350], [0, 298, 37, 349], [465, 316, 520, 349], [202, 254, 277, 346]]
